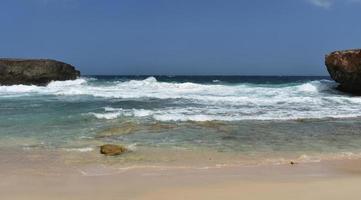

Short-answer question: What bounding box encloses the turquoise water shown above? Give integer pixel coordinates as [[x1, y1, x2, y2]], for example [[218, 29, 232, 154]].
[[1, 76, 361, 162]]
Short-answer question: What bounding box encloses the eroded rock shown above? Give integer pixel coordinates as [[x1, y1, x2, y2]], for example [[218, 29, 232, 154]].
[[0, 58, 80, 85], [325, 49, 361, 94]]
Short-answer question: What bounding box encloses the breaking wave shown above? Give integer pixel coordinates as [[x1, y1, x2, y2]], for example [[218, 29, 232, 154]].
[[2, 76, 361, 121]]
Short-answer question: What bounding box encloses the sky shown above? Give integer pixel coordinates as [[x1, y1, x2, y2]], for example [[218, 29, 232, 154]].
[[0, 0, 360, 75]]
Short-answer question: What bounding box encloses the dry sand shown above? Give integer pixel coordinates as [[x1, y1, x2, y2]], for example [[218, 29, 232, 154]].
[[1, 150, 361, 200]]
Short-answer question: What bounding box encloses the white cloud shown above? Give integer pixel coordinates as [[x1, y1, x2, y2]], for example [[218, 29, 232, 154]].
[[308, 0, 361, 8], [308, 0, 333, 8]]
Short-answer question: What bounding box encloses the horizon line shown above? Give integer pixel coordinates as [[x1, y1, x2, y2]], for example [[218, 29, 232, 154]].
[[81, 74, 330, 77]]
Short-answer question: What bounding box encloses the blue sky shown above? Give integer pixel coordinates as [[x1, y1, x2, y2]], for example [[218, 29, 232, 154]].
[[0, 0, 360, 75]]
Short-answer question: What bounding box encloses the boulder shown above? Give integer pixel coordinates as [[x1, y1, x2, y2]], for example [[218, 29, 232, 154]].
[[0, 58, 80, 86], [325, 49, 361, 94], [100, 144, 127, 156]]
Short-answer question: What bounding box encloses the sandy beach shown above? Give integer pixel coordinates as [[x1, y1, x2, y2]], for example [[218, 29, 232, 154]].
[[1, 0, 361, 199], [1, 148, 361, 200]]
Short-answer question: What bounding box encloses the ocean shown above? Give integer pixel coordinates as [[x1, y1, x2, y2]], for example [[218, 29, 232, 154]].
[[1, 76, 361, 166]]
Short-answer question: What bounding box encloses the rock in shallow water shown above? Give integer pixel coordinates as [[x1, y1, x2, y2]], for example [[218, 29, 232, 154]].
[[0, 58, 80, 86], [325, 49, 361, 94], [100, 144, 127, 156]]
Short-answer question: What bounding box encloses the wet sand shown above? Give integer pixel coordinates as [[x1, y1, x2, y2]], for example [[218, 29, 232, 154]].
[[1, 148, 361, 200]]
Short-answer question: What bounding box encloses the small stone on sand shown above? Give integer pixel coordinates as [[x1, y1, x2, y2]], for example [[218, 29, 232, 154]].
[[290, 161, 297, 165], [100, 144, 127, 156]]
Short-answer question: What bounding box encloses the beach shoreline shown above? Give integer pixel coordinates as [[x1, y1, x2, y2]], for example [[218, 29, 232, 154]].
[[2, 76, 361, 199], [2, 148, 361, 200]]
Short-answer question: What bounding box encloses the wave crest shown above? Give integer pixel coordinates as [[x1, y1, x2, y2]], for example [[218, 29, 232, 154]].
[[3, 77, 361, 121]]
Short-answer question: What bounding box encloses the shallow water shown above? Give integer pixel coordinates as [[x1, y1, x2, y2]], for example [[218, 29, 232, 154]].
[[1, 76, 361, 165]]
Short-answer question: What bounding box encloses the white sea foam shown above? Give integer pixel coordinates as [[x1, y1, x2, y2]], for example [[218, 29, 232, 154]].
[[89, 106, 361, 121], [64, 147, 94, 152], [126, 143, 137, 151], [2, 76, 361, 121], [89, 112, 123, 120]]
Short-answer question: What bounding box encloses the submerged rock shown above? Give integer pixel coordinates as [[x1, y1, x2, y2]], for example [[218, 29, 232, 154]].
[[0, 58, 80, 86], [148, 122, 177, 132], [96, 121, 140, 138], [100, 144, 127, 156], [191, 121, 233, 133], [325, 49, 361, 94], [96, 121, 177, 139]]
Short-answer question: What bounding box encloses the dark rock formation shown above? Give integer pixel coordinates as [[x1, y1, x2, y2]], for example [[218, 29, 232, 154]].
[[0, 59, 80, 86], [100, 144, 127, 156], [325, 49, 361, 94]]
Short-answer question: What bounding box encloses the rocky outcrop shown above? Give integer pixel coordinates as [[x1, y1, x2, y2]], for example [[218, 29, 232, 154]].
[[325, 49, 361, 94], [100, 144, 127, 156], [0, 59, 80, 86]]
